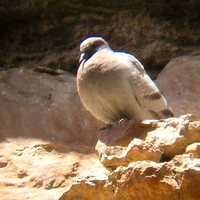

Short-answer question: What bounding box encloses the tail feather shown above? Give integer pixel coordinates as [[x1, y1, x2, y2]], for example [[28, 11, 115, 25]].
[[150, 108, 174, 119]]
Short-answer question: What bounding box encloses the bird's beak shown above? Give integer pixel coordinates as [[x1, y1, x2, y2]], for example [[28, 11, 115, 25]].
[[79, 53, 85, 64]]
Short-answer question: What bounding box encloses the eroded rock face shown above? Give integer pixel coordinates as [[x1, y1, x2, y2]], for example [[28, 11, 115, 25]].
[[96, 114, 200, 168], [61, 114, 200, 200], [156, 56, 200, 117]]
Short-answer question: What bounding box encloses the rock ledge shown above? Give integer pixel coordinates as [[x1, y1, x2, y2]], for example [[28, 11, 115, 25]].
[[60, 114, 200, 200]]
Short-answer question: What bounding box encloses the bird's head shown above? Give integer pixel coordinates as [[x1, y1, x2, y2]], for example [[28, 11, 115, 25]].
[[79, 37, 109, 64]]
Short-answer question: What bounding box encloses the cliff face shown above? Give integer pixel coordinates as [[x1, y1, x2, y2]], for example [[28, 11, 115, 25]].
[[0, 0, 199, 77]]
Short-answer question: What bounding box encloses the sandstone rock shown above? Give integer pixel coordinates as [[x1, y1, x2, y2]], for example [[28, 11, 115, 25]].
[[96, 114, 200, 164], [0, 68, 105, 200], [96, 138, 162, 169], [156, 56, 200, 116], [185, 142, 200, 158], [59, 174, 112, 200], [111, 154, 200, 200], [110, 161, 180, 200], [0, 137, 107, 200], [60, 154, 200, 200], [0, 68, 102, 146], [61, 115, 200, 200], [145, 114, 200, 158]]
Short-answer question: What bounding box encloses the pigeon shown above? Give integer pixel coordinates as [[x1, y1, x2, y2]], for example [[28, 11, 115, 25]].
[[77, 36, 174, 124]]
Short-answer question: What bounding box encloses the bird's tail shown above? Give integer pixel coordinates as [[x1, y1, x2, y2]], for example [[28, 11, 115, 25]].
[[150, 107, 174, 119]]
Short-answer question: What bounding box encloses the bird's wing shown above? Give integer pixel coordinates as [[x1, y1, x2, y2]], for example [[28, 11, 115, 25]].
[[127, 54, 146, 74], [127, 54, 174, 119]]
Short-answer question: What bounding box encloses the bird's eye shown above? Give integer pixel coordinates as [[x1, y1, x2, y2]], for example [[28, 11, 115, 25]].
[[87, 45, 96, 53], [91, 44, 96, 50]]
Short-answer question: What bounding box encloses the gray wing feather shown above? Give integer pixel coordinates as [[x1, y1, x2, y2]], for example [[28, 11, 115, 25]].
[[127, 55, 174, 118]]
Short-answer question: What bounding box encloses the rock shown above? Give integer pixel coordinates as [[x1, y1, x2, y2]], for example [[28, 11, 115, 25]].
[[60, 154, 200, 200], [169, 154, 200, 200], [145, 114, 200, 158], [59, 174, 112, 200], [0, 1, 199, 77], [96, 114, 200, 163], [0, 138, 107, 200], [0, 68, 105, 200], [0, 68, 102, 145], [61, 115, 200, 200], [185, 142, 200, 158], [156, 56, 200, 117], [96, 138, 162, 169], [0, 157, 8, 168], [110, 161, 180, 200], [1, 68, 200, 200], [96, 120, 156, 146]]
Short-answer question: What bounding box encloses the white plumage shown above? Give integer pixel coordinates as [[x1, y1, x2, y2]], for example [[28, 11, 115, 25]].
[[77, 37, 174, 124]]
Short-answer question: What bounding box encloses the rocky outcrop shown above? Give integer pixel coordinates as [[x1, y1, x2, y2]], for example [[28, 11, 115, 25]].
[[156, 55, 200, 117], [60, 114, 200, 200]]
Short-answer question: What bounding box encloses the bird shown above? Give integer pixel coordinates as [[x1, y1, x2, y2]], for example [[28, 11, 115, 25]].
[[77, 36, 174, 124]]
